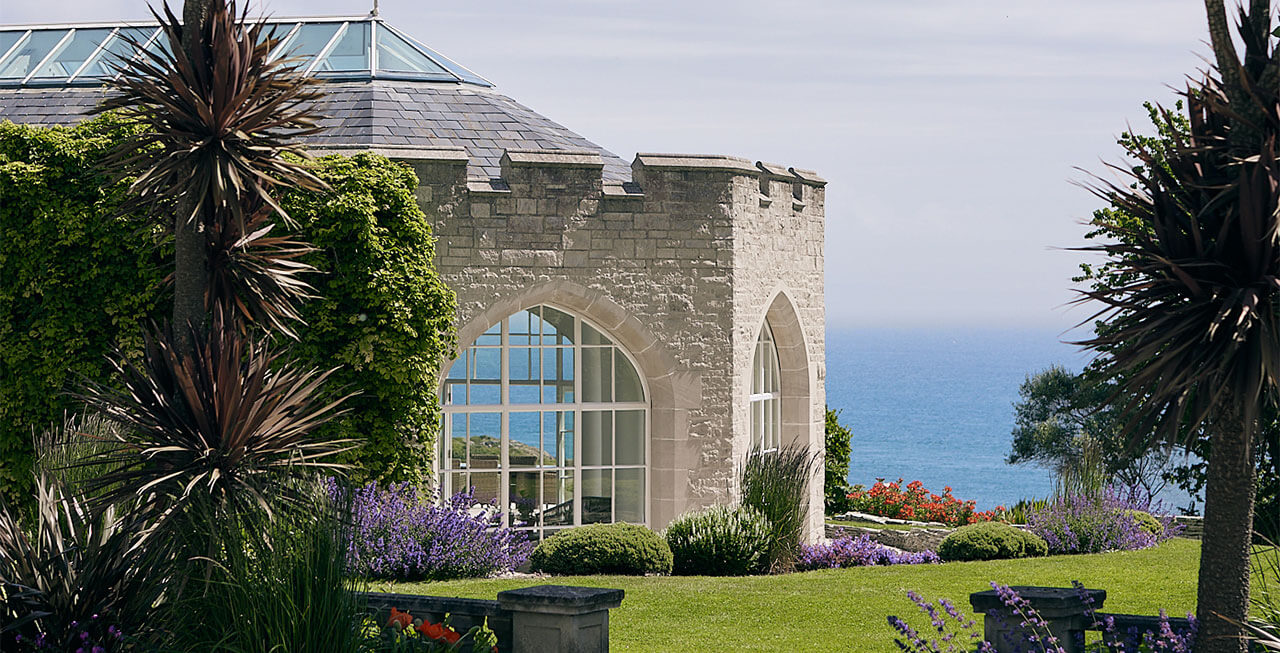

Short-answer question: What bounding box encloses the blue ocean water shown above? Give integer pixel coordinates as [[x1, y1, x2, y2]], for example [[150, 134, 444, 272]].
[[826, 327, 1093, 511]]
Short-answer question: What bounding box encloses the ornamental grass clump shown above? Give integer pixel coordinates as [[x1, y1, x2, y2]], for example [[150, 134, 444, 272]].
[[335, 480, 533, 581], [1027, 487, 1179, 555], [740, 445, 819, 572], [796, 535, 939, 571]]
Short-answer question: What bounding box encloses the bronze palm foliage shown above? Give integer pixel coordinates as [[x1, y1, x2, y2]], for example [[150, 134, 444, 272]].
[[1076, 3, 1278, 650]]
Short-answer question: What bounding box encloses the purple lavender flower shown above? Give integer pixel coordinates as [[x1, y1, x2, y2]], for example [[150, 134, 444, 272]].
[[326, 478, 534, 581], [1028, 486, 1180, 555], [796, 535, 940, 570]]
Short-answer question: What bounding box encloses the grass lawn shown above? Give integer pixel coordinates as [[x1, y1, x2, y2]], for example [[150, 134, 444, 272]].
[[377, 539, 1276, 652]]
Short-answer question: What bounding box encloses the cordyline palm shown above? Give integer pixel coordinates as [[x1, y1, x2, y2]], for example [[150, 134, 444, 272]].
[[1076, 3, 1279, 651], [94, 0, 327, 335], [76, 307, 353, 539]]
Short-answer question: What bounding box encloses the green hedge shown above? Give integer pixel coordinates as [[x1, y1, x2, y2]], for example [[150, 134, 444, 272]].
[[531, 523, 673, 576], [938, 522, 1048, 562], [0, 115, 456, 500]]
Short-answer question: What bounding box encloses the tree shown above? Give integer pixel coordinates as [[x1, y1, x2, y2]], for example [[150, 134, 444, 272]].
[[824, 408, 854, 514], [1008, 366, 1178, 499], [1075, 3, 1279, 649]]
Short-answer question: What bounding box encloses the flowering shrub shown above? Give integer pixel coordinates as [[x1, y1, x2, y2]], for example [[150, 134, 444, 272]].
[[1027, 487, 1181, 555], [887, 581, 1196, 652], [796, 535, 939, 570], [373, 607, 499, 653], [330, 479, 534, 581], [10, 616, 127, 653], [846, 479, 1002, 526]]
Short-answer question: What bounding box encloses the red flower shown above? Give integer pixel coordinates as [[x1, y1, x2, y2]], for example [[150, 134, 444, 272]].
[[387, 608, 412, 630]]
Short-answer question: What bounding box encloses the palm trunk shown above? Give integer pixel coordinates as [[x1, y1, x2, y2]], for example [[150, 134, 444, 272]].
[[173, 0, 214, 344], [1196, 400, 1257, 653]]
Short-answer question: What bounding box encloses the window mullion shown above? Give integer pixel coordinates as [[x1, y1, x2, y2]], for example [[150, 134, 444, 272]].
[[499, 318, 510, 528]]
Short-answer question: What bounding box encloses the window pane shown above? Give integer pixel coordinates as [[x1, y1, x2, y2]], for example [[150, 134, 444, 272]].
[[469, 471, 501, 508], [468, 412, 501, 469], [542, 347, 573, 403], [582, 347, 612, 403], [508, 308, 540, 346], [313, 21, 368, 72], [0, 33, 23, 63], [509, 411, 542, 468], [509, 471, 540, 527], [543, 411, 574, 467], [31, 28, 112, 79], [541, 306, 574, 345], [615, 468, 644, 523], [581, 469, 611, 524], [0, 30, 65, 80], [443, 351, 467, 406], [446, 472, 467, 498], [376, 25, 449, 75], [614, 350, 643, 401], [615, 410, 644, 465], [542, 470, 574, 526], [275, 21, 340, 64], [76, 27, 152, 78], [476, 320, 501, 346], [581, 410, 612, 466], [469, 347, 500, 405], [581, 322, 612, 345], [509, 346, 540, 404], [448, 414, 467, 469]]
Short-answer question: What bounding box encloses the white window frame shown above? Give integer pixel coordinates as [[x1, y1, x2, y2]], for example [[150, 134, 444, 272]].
[[750, 321, 782, 453], [438, 304, 649, 539]]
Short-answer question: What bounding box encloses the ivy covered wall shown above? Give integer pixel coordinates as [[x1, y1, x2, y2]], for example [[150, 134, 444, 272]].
[[0, 115, 456, 501]]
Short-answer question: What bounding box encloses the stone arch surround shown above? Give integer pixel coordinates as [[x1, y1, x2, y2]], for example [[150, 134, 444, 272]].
[[444, 280, 703, 529]]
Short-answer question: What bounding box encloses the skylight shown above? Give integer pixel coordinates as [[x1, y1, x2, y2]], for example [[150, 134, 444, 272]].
[[0, 16, 492, 87]]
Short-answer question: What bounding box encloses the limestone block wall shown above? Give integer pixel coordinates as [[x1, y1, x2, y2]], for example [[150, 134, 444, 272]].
[[366, 146, 825, 534]]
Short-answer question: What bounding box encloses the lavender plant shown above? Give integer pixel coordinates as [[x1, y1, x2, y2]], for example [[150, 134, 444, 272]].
[[887, 582, 1196, 653], [330, 479, 533, 581], [1027, 486, 1180, 555], [796, 535, 939, 571]]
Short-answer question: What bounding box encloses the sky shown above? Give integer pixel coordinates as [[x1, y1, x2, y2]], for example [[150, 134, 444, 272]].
[[1, 1, 1217, 330]]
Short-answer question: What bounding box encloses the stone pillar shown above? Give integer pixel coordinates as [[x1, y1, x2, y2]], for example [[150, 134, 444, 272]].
[[969, 586, 1106, 653], [497, 585, 624, 653]]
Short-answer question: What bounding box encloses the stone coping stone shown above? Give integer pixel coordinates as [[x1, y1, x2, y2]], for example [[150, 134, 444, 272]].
[[307, 144, 470, 162], [634, 152, 759, 174], [502, 149, 604, 168], [1094, 612, 1194, 633], [832, 511, 948, 528], [497, 585, 624, 612], [971, 586, 1106, 617]]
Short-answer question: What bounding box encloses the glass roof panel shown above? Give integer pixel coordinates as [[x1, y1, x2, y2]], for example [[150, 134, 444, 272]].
[[274, 21, 339, 65], [312, 21, 368, 73], [0, 29, 66, 80], [375, 25, 449, 76], [75, 27, 155, 79], [0, 32, 23, 62], [391, 27, 491, 86], [32, 28, 113, 79]]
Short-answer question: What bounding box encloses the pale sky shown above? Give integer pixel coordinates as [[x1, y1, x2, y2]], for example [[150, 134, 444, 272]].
[[1, 1, 1215, 330]]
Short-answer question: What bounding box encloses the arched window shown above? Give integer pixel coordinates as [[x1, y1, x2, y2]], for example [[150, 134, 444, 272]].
[[750, 321, 781, 452], [440, 305, 648, 538]]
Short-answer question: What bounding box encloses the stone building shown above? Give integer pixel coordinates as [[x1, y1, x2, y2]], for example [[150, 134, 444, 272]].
[[0, 14, 827, 539]]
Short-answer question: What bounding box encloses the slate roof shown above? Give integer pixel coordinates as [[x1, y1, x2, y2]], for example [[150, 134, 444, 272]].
[[0, 81, 631, 181]]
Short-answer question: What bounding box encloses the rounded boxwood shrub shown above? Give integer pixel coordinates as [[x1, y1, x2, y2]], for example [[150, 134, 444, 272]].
[[530, 523, 672, 575], [665, 504, 772, 576], [1122, 509, 1164, 539], [938, 522, 1048, 562]]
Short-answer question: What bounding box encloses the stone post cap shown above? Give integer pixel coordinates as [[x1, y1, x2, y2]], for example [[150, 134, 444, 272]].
[[970, 586, 1106, 617], [497, 585, 624, 614]]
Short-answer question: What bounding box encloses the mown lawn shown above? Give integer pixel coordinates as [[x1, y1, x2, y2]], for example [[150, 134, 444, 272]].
[[378, 539, 1278, 652]]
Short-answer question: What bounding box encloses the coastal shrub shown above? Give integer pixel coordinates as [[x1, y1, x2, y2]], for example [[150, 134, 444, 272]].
[[334, 480, 533, 581], [1000, 497, 1050, 525], [741, 445, 820, 572], [846, 478, 1003, 526], [824, 408, 854, 514], [938, 522, 1048, 562], [665, 504, 772, 576], [530, 523, 673, 576], [888, 581, 1196, 652], [1027, 488, 1179, 555], [796, 535, 939, 570]]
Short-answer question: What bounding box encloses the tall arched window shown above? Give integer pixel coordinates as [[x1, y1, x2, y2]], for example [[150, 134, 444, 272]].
[[750, 321, 781, 452], [440, 305, 648, 538]]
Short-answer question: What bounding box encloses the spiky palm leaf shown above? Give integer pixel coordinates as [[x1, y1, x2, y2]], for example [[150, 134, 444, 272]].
[[75, 308, 353, 533], [206, 202, 318, 339], [95, 0, 327, 232], [0, 474, 161, 650]]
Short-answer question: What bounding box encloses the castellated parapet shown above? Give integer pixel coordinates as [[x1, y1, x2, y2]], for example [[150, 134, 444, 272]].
[[320, 145, 826, 538]]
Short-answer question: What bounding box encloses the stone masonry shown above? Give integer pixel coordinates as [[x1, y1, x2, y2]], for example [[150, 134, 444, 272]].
[[329, 146, 827, 536]]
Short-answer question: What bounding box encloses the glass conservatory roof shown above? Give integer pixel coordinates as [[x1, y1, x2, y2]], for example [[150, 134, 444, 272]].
[[0, 16, 492, 87]]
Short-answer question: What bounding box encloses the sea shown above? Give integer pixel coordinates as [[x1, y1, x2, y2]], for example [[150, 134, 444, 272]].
[[825, 327, 1195, 512]]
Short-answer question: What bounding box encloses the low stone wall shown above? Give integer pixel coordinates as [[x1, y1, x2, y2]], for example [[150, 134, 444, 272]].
[[361, 585, 623, 653], [824, 522, 951, 553], [1173, 515, 1203, 539]]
